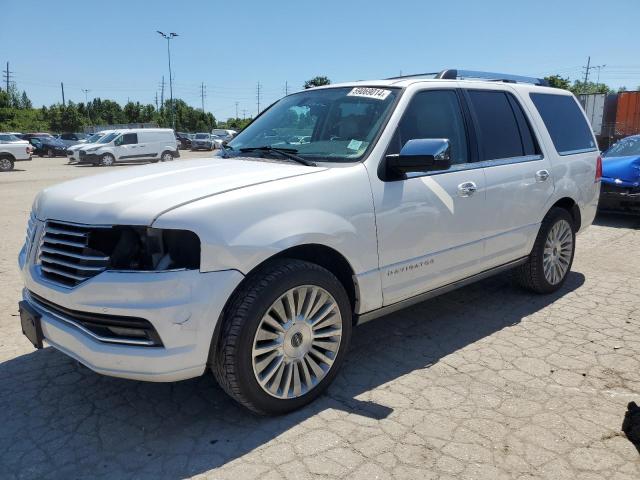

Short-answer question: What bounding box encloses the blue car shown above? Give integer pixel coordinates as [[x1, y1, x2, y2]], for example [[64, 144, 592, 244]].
[[599, 135, 640, 213]]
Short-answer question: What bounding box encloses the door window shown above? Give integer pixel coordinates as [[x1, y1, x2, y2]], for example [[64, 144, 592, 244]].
[[387, 90, 469, 165], [467, 90, 537, 160], [116, 133, 138, 145]]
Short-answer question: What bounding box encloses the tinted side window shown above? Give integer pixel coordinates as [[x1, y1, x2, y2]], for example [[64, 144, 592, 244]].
[[529, 93, 596, 155], [468, 90, 524, 160], [388, 90, 469, 165], [121, 133, 138, 145]]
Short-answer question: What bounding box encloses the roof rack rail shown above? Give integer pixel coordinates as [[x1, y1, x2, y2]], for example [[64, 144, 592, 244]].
[[387, 69, 549, 86]]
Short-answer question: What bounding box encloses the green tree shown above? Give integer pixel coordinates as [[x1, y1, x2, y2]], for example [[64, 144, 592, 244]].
[[544, 75, 571, 90], [570, 81, 611, 95], [304, 76, 331, 89], [19, 91, 32, 109]]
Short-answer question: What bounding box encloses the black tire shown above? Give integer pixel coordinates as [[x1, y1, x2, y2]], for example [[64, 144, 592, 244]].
[[513, 207, 576, 294], [0, 155, 14, 172], [160, 151, 173, 162], [47, 148, 54, 158], [212, 259, 352, 415]]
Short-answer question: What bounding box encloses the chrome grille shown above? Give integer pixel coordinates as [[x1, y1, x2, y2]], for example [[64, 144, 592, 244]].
[[24, 212, 37, 252], [38, 221, 110, 287]]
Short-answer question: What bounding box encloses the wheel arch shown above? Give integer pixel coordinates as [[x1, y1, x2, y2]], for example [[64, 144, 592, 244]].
[[0, 152, 16, 161], [207, 243, 359, 368], [549, 197, 581, 231]]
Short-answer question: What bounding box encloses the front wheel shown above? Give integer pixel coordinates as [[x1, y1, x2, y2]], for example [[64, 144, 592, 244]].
[[0, 156, 14, 172], [100, 153, 115, 167], [514, 207, 576, 294], [212, 259, 352, 415]]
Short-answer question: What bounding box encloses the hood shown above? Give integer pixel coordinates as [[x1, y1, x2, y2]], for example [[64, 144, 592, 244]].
[[34, 158, 324, 225], [602, 155, 640, 183], [70, 142, 97, 151]]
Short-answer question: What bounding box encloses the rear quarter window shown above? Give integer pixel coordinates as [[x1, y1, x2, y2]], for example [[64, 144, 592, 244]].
[[529, 93, 596, 155]]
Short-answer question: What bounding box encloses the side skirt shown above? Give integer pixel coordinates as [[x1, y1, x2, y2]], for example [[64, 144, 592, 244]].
[[355, 256, 528, 326]]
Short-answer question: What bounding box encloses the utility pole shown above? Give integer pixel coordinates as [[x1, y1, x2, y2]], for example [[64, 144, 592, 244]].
[[81, 88, 91, 121], [582, 56, 591, 87], [200, 82, 206, 112], [256, 82, 261, 114], [160, 76, 165, 111], [61, 82, 65, 106], [284, 81, 289, 96], [157, 31, 179, 128], [242, 109, 247, 120], [155, 91, 158, 110], [3, 62, 13, 93], [235, 101, 239, 119], [593, 64, 606, 85]]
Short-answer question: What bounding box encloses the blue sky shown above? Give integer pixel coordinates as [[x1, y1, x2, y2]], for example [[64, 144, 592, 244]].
[[3, 0, 639, 121]]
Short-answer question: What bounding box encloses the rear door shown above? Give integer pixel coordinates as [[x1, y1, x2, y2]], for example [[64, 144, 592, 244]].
[[464, 87, 554, 267]]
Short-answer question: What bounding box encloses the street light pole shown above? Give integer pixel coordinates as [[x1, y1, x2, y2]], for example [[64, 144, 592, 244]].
[[156, 31, 178, 129]]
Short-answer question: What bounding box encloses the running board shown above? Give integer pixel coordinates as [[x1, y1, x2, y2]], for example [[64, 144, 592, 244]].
[[355, 257, 528, 325]]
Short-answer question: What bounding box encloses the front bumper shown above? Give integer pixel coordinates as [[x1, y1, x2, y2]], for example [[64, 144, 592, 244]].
[[19, 240, 244, 381], [599, 181, 640, 213], [191, 143, 213, 150], [77, 152, 100, 164]]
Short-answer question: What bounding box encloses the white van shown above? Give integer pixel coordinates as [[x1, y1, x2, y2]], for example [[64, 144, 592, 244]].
[[77, 128, 178, 166]]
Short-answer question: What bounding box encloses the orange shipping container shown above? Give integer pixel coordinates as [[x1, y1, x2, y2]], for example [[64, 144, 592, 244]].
[[615, 91, 640, 137]]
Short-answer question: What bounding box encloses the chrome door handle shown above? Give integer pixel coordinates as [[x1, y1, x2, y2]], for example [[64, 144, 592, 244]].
[[457, 181, 477, 197], [535, 169, 550, 182]]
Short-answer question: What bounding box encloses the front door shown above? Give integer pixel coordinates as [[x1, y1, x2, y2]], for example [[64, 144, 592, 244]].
[[114, 132, 139, 160], [370, 89, 488, 305]]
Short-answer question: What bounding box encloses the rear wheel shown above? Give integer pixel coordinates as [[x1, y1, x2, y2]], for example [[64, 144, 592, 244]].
[[47, 148, 54, 158], [212, 259, 352, 415], [514, 207, 575, 293], [100, 153, 115, 167], [0, 156, 14, 172], [161, 151, 173, 162]]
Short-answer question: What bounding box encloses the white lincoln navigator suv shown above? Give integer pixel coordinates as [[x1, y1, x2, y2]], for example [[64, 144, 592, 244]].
[[18, 70, 601, 414]]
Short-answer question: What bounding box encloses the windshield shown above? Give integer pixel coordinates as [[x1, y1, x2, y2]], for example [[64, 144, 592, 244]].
[[604, 137, 640, 157], [227, 86, 399, 162], [86, 133, 102, 143], [0, 134, 21, 142], [98, 132, 119, 144], [195, 133, 210, 139]]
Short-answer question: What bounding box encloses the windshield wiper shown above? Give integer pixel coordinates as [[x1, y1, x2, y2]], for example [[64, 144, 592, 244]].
[[238, 146, 316, 167]]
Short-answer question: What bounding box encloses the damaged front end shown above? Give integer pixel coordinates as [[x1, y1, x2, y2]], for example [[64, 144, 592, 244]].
[[38, 220, 201, 287]]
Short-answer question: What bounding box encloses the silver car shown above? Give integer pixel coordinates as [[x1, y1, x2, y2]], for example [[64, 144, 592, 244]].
[[191, 133, 214, 151]]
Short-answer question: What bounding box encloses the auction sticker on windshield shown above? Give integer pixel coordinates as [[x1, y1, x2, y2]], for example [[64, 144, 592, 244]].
[[347, 87, 391, 100]]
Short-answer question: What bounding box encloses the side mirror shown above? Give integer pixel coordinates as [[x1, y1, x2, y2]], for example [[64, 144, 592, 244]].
[[386, 138, 451, 176]]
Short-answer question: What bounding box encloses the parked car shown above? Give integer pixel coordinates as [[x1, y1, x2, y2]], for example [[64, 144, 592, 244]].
[[76, 128, 179, 166], [18, 69, 600, 415], [191, 133, 214, 151], [56, 132, 88, 147], [66, 131, 115, 164], [28, 137, 68, 157], [0, 141, 32, 171], [20, 132, 53, 141], [0, 133, 29, 144], [211, 128, 237, 142], [175, 132, 192, 150], [599, 134, 640, 213]]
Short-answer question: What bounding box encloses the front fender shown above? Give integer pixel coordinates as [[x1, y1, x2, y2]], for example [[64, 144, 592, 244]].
[[152, 164, 379, 276]]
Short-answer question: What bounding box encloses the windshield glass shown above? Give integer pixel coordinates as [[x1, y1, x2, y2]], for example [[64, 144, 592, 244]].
[[98, 132, 119, 144], [0, 134, 21, 142], [86, 133, 102, 143], [227, 86, 399, 162], [604, 137, 640, 157], [195, 133, 210, 139]]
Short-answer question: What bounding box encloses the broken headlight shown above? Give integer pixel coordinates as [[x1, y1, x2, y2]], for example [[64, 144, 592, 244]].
[[88, 226, 201, 271]]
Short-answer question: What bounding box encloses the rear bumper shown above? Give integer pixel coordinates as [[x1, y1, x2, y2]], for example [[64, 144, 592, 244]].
[[15, 156, 32, 162]]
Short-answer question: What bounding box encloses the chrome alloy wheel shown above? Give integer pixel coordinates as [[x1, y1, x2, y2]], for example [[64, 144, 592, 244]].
[[543, 219, 573, 285], [252, 285, 343, 399]]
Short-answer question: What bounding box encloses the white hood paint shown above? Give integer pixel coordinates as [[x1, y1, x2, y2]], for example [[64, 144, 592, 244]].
[[34, 158, 324, 225]]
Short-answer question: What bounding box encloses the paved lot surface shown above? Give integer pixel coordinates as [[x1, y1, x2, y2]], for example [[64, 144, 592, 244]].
[[1, 156, 639, 479]]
